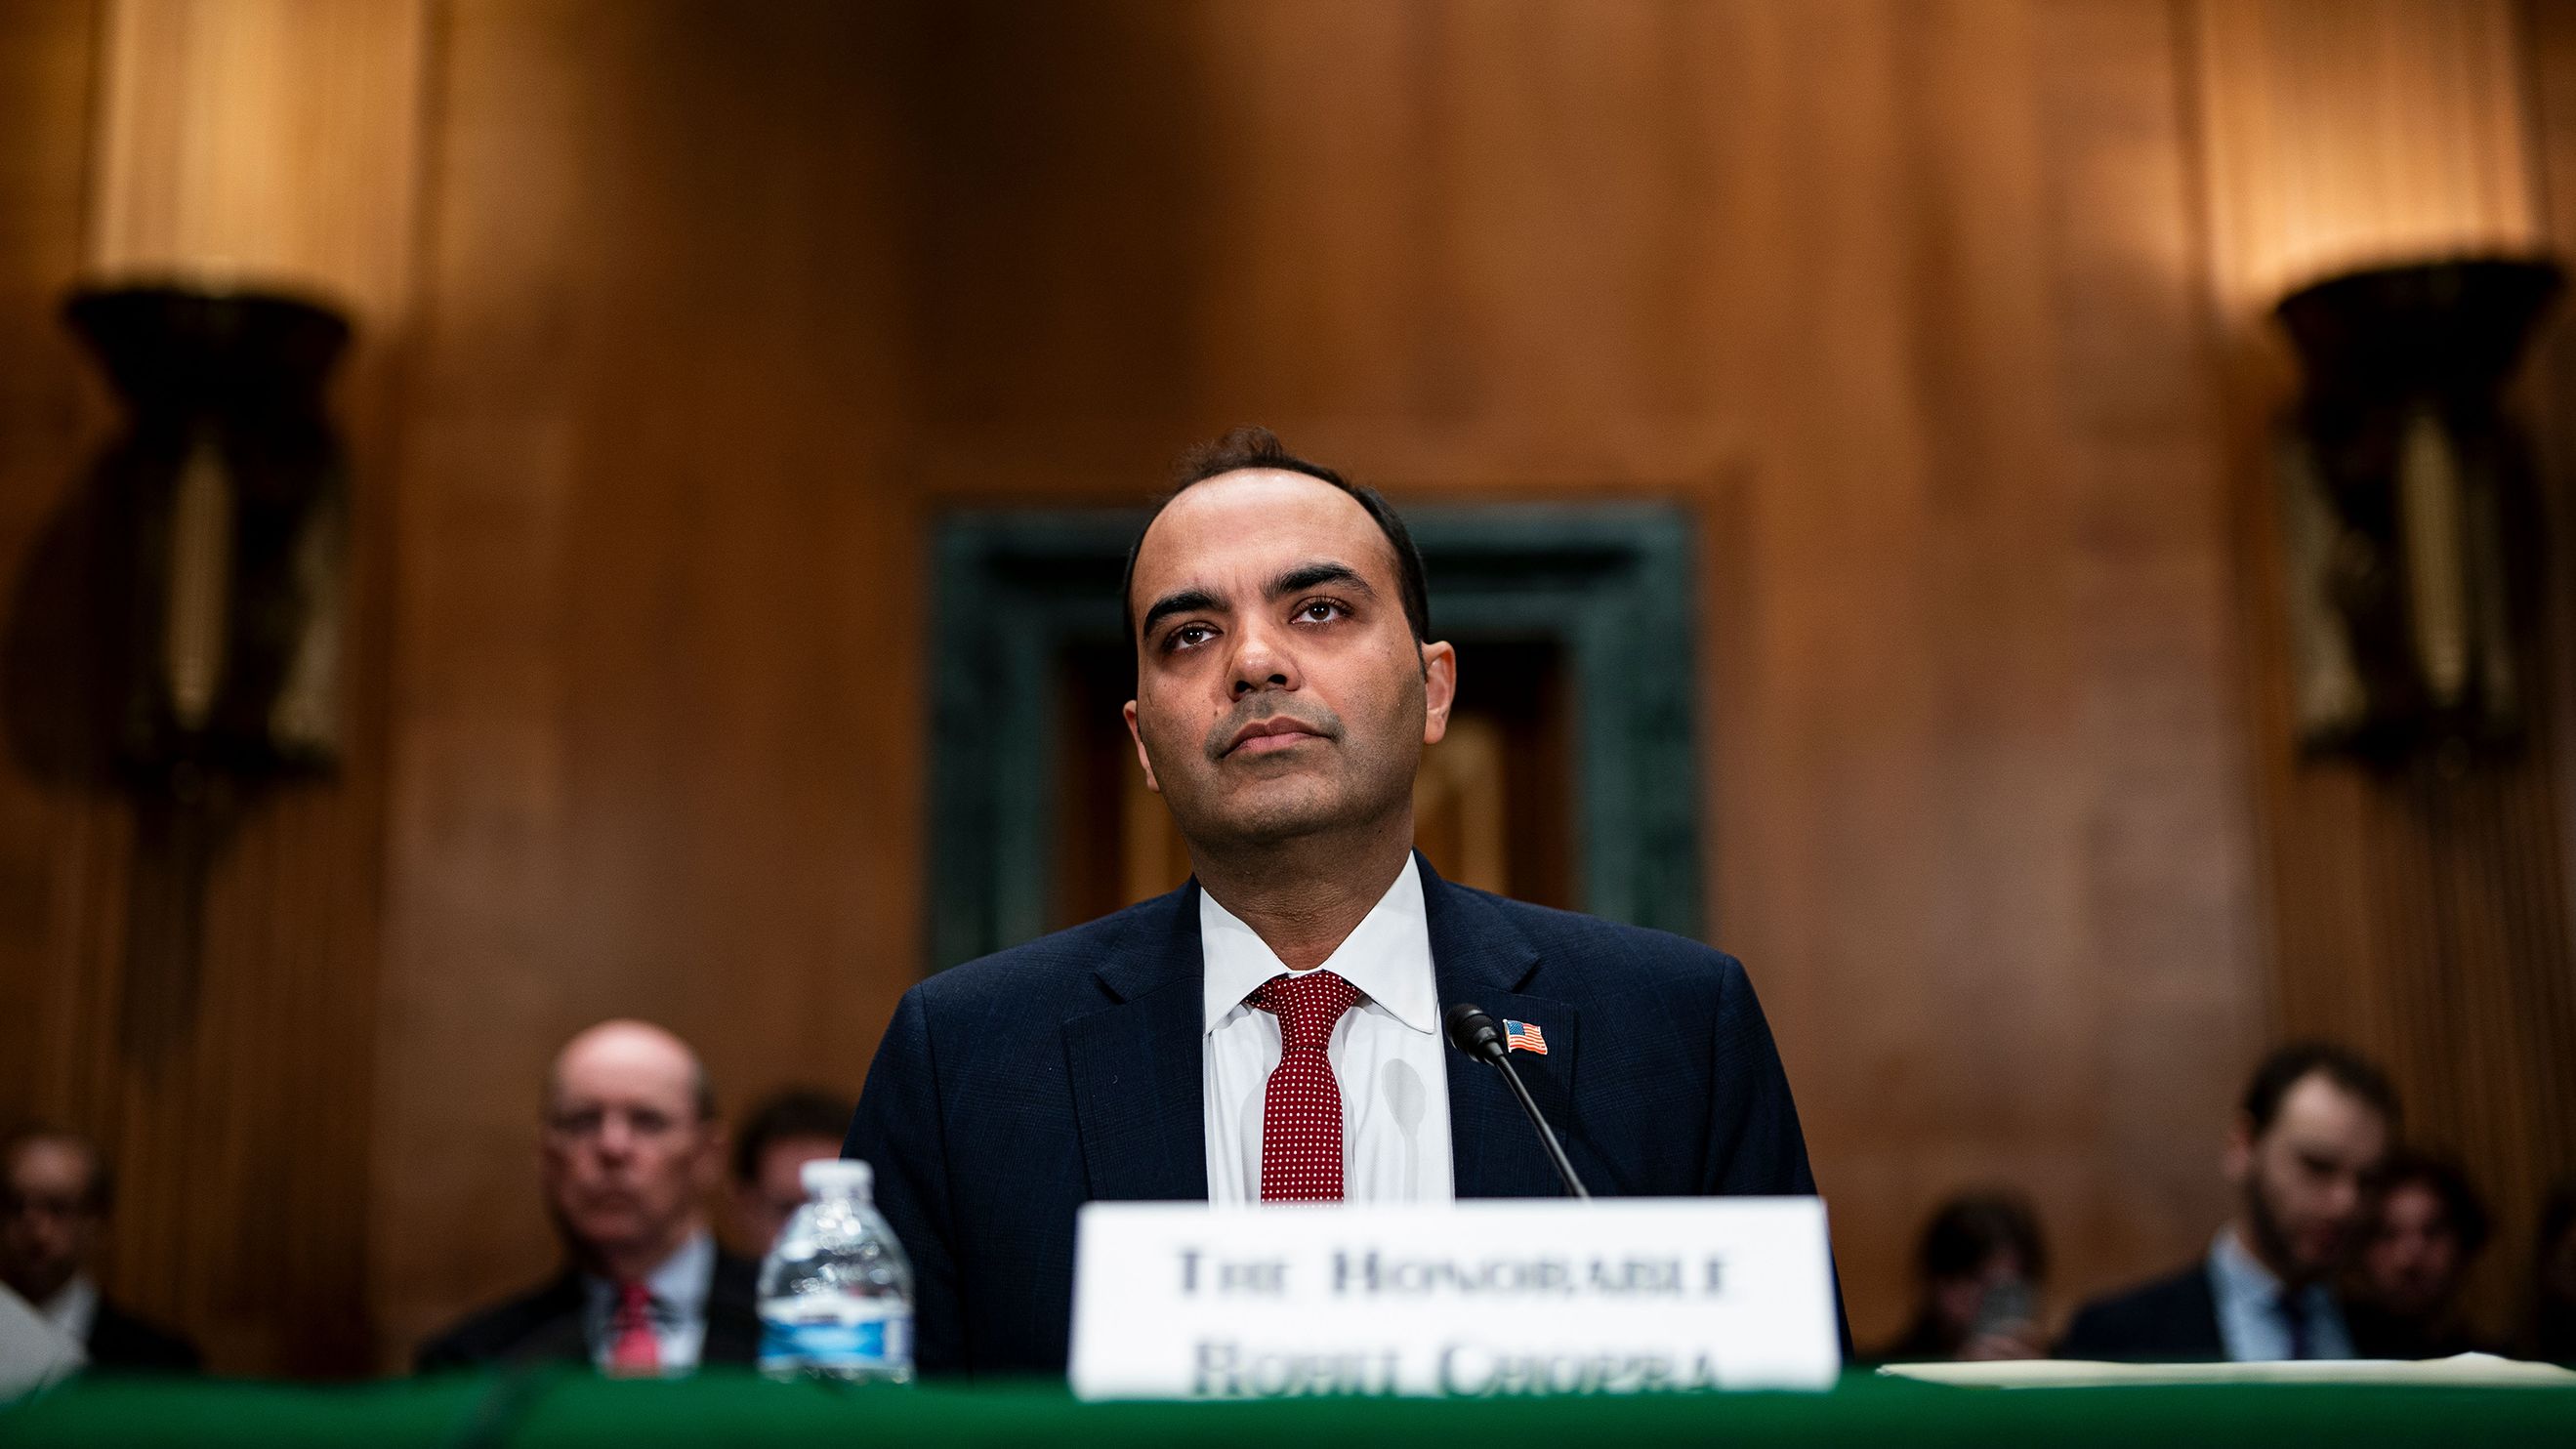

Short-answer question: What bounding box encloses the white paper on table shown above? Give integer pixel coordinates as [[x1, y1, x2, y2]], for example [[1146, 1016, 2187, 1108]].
[[1878, 1352, 2576, 1389]]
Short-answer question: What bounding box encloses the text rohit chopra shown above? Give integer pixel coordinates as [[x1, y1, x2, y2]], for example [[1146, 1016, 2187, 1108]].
[[1172, 1249, 1745, 1396], [1190, 1341, 1740, 1398]]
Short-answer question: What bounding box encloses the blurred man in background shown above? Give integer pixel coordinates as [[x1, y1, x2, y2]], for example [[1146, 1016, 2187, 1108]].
[[1, 1127, 199, 1373], [2059, 1042, 2397, 1362], [727, 1089, 852, 1255], [2346, 1149, 2492, 1358], [417, 1020, 759, 1375], [1873, 1192, 2050, 1363]]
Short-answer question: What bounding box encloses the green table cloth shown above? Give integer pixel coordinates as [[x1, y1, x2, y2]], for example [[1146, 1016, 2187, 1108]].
[[6, 1369, 2573, 1446]]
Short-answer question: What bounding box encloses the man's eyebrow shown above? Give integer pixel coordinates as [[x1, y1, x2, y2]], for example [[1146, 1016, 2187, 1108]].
[[1139, 586, 1224, 642], [1270, 560, 1375, 598]]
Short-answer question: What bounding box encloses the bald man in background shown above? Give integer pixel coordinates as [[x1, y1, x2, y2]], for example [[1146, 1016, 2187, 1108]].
[[417, 1020, 761, 1374]]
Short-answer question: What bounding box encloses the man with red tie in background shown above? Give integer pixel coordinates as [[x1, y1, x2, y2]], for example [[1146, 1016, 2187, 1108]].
[[418, 1020, 761, 1375], [846, 429, 1830, 1377]]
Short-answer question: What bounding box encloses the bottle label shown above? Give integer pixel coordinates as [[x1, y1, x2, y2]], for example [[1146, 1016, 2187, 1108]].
[[758, 1299, 913, 1371]]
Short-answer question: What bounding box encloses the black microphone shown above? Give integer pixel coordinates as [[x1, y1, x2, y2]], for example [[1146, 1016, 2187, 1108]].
[[1443, 1003, 1590, 1199]]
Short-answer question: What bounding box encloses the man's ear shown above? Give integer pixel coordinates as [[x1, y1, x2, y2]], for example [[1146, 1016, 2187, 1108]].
[[2223, 1113, 2256, 1186], [693, 1119, 729, 1192], [1123, 700, 1161, 793], [1420, 641, 1457, 745]]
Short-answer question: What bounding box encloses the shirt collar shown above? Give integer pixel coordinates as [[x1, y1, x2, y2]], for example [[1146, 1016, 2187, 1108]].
[[584, 1228, 715, 1317], [1199, 853, 1437, 1036], [2209, 1223, 2326, 1313], [38, 1272, 98, 1343]]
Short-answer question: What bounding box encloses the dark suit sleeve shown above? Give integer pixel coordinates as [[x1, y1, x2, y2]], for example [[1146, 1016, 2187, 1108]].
[[1699, 955, 1847, 1353], [2056, 1301, 2119, 1360], [1698, 956, 1819, 1197], [844, 985, 967, 1377], [414, 1327, 472, 1375], [2052, 1270, 2223, 1362], [84, 1304, 203, 1374]]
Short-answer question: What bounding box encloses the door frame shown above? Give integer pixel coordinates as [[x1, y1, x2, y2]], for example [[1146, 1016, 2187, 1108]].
[[925, 503, 1702, 971]]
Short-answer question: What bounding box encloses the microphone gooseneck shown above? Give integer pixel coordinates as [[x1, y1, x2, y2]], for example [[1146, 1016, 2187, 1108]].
[[1443, 1002, 1590, 1200]]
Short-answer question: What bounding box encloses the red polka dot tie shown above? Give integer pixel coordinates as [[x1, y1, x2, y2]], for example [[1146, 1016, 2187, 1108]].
[[1252, 969, 1362, 1202]]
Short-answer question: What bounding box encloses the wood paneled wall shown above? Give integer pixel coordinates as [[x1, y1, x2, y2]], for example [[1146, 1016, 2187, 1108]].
[[366, 0, 921, 1358], [861, 0, 2273, 1346], [2195, 0, 2576, 1328], [367, 0, 2273, 1353], [0, 0, 422, 1375], [0, 0, 2570, 1372]]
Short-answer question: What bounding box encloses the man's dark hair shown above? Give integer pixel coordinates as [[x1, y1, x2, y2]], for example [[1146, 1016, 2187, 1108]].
[[0, 1124, 112, 1215], [1120, 426, 1432, 648], [730, 1089, 854, 1185], [1917, 1191, 2049, 1283], [2241, 1040, 2402, 1137], [2379, 1147, 2492, 1257]]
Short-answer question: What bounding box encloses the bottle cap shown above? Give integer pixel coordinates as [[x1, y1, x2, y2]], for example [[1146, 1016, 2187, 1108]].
[[801, 1157, 873, 1198]]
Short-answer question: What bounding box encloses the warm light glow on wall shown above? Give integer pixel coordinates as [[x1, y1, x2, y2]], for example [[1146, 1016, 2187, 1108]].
[[2193, 0, 2540, 321], [83, 0, 429, 321]]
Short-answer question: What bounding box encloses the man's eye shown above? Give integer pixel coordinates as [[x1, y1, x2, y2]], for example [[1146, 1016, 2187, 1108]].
[[1296, 600, 1346, 623], [1167, 624, 1213, 650]]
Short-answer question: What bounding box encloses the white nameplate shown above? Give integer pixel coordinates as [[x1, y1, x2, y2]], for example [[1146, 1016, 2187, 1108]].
[[1068, 1197, 1839, 1399]]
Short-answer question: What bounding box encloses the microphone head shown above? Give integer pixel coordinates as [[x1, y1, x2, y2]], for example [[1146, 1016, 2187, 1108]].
[[1443, 1003, 1507, 1059]]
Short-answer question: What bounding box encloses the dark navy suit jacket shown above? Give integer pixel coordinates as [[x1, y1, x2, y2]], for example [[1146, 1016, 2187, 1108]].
[[414, 1252, 763, 1373], [2057, 1263, 2226, 1362], [844, 854, 1830, 1379]]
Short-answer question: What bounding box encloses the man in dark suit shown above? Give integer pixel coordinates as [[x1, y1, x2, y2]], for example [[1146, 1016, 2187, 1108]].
[[2058, 1042, 2399, 1362], [418, 1020, 761, 1374], [0, 1127, 201, 1373], [847, 428, 1830, 1379]]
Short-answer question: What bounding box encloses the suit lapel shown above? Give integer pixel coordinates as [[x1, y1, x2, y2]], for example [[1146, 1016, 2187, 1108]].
[[1064, 883, 1210, 1202], [700, 1251, 763, 1366], [510, 1272, 594, 1367], [1421, 856, 1583, 1199]]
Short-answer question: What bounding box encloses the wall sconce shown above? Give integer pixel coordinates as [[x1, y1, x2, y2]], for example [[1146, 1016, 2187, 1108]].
[[64, 283, 353, 800], [2270, 257, 2562, 758]]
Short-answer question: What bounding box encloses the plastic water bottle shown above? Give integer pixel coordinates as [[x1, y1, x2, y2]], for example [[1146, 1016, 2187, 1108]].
[[757, 1158, 915, 1383]]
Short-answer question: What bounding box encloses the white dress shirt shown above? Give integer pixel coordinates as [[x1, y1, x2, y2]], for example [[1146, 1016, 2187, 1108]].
[[36, 1274, 98, 1346], [581, 1229, 714, 1373], [1201, 854, 1455, 1205], [2207, 1226, 2354, 1361]]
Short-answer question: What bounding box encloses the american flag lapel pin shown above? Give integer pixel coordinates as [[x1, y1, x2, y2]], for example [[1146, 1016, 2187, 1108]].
[[1501, 1018, 1549, 1055]]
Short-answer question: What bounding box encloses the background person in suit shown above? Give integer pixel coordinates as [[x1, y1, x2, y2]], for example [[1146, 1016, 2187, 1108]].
[[2057, 1042, 2398, 1362], [0, 1127, 200, 1374], [846, 428, 1831, 1378], [727, 1088, 852, 1257], [2346, 1149, 2494, 1359], [417, 1020, 759, 1375]]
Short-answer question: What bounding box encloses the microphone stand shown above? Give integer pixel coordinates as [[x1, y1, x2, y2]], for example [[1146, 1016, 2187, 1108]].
[[1444, 1004, 1591, 1199]]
